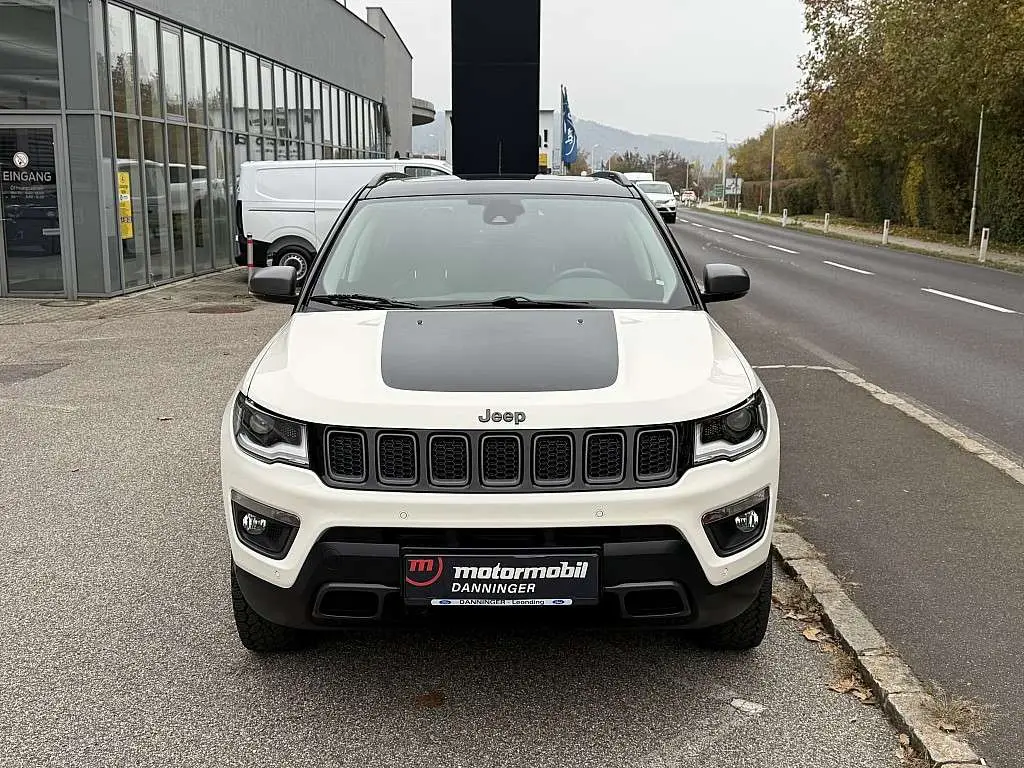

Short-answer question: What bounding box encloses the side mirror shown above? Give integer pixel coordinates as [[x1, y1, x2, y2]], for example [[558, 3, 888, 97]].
[[702, 263, 750, 303], [249, 265, 298, 304]]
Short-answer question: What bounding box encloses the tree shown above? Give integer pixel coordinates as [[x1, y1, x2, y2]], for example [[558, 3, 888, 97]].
[[790, 0, 1024, 237], [565, 150, 592, 176]]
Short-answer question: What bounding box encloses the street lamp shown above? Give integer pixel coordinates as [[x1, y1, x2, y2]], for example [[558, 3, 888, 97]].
[[712, 131, 728, 207], [757, 107, 781, 216]]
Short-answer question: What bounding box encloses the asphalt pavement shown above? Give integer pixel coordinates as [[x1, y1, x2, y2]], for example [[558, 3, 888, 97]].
[[670, 218, 1024, 765], [0, 273, 903, 768], [672, 208, 1024, 461]]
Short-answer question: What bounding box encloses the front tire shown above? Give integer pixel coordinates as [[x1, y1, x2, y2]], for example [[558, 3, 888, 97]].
[[231, 568, 305, 653], [693, 563, 772, 651], [269, 242, 314, 284]]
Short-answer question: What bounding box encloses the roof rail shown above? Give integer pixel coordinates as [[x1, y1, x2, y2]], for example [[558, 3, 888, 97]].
[[366, 171, 411, 189], [589, 170, 634, 187]]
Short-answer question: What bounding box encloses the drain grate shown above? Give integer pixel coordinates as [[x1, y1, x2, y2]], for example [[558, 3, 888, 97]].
[[38, 300, 95, 308], [0, 362, 70, 385], [187, 304, 254, 314]]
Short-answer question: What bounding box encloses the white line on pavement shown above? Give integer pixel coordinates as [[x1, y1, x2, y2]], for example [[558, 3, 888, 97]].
[[753, 365, 1024, 487], [823, 260, 874, 275], [767, 244, 799, 254], [920, 288, 1018, 314], [678, 218, 689, 223], [708, 227, 725, 233], [690, 222, 704, 228], [732, 234, 755, 242]]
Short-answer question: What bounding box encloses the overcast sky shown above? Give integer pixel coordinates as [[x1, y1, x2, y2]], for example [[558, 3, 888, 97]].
[[345, 0, 808, 142]]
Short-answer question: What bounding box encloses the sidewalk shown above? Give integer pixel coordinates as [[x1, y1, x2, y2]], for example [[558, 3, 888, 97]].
[[0, 268, 255, 325], [696, 203, 1024, 271]]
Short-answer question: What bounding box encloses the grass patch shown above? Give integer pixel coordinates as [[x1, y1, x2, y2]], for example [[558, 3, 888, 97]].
[[922, 680, 989, 736]]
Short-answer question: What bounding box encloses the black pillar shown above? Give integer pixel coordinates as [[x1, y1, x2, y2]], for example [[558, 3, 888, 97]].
[[451, 0, 541, 177]]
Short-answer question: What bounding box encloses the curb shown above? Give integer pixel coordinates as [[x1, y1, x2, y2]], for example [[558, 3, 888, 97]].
[[772, 530, 987, 767]]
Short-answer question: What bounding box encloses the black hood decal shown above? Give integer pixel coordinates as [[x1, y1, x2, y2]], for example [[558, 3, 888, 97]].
[[380, 310, 619, 392]]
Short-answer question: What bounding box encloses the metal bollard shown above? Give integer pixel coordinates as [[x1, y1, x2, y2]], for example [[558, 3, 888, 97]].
[[824, 212, 830, 234], [979, 227, 990, 262], [757, 205, 762, 220], [246, 233, 254, 284], [782, 209, 788, 227], [882, 219, 890, 245]]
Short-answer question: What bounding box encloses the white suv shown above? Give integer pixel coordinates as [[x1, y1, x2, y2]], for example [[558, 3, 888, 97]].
[[221, 170, 780, 653]]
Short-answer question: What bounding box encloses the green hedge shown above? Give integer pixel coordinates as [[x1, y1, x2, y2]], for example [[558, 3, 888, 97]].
[[740, 178, 820, 215]]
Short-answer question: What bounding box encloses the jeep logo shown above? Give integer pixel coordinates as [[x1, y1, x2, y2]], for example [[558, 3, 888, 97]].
[[478, 408, 526, 425]]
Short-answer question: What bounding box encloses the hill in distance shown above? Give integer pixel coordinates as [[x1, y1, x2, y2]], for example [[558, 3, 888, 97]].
[[412, 115, 725, 167]]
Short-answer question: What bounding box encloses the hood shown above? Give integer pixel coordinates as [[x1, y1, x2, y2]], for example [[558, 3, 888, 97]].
[[245, 309, 757, 429], [646, 193, 675, 203]]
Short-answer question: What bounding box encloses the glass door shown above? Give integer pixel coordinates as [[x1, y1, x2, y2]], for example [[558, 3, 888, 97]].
[[0, 127, 65, 294]]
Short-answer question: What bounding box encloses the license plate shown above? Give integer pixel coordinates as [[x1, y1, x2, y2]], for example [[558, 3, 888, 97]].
[[402, 552, 599, 606]]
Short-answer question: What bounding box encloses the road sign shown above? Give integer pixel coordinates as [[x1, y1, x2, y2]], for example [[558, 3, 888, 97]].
[[725, 177, 743, 195]]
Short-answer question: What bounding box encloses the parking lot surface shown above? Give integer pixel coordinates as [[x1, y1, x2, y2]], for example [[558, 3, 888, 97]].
[[0, 272, 903, 767]]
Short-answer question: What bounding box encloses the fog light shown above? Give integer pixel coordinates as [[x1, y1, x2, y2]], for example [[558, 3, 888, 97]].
[[231, 490, 300, 560], [734, 509, 760, 533], [702, 487, 770, 556], [241, 512, 267, 535]]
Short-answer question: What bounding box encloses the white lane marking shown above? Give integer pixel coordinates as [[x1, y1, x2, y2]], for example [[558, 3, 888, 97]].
[[732, 234, 755, 242], [678, 218, 690, 224], [690, 222, 704, 228], [921, 288, 1018, 314], [708, 227, 725, 233], [767, 244, 799, 254], [823, 260, 874, 275], [754, 365, 1024, 487]]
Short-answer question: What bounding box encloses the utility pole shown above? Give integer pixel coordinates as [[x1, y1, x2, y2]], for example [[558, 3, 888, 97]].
[[712, 131, 728, 206], [758, 107, 779, 215], [968, 105, 985, 246]]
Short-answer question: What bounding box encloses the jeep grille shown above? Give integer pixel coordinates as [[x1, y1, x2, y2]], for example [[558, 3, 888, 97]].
[[318, 424, 687, 493]]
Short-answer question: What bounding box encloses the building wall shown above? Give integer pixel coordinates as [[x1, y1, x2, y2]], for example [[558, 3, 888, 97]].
[[0, 0, 403, 299], [366, 7, 412, 157], [126, 0, 386, 100]]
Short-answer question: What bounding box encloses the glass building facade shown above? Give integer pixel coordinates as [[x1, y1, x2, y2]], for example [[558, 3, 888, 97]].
[[0, 0, 392, 299]]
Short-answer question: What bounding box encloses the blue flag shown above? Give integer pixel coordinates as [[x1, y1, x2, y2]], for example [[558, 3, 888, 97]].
[[561, 85, 579, 166]]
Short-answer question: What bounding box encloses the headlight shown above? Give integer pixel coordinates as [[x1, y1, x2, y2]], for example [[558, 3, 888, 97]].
[[232, 394, 308, 467], [693, 392, 767, 465]]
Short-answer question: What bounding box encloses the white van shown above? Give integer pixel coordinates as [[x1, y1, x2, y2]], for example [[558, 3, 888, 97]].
[[235, 158, 453, 280], [623, 172, 654, 183]]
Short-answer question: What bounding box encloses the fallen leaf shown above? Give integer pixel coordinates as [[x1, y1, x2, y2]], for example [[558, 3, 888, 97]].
[[830, 677, 857, 694], [802, 626, 824, 642], [898, 734, 911, 747], [413, 690, 445, 709], [937, 721, 957, 733]]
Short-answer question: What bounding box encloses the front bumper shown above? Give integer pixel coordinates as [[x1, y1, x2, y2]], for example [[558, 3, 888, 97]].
[[221, 394, 780, 629]]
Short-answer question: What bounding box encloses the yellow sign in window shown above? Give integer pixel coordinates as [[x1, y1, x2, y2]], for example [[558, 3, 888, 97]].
[[117, 171, 134, 240]]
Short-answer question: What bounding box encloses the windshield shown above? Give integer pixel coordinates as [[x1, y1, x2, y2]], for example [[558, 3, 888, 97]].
[[308, 194, 692, 309], [637, 182, 673, 196]]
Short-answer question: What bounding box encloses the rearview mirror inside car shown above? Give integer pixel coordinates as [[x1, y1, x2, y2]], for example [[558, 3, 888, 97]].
[[702, 263, 750, 303], [249, 265, 298, 304]]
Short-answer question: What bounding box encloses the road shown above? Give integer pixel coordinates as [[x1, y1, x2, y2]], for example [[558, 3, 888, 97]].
[[673, 208, 1024, 460], [0, 273, 902, 768], [671, 211, 1024, 765]]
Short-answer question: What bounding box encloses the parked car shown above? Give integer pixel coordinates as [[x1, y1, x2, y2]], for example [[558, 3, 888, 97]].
[[235, 157, 453, 282], [222, 170, 780, 654]]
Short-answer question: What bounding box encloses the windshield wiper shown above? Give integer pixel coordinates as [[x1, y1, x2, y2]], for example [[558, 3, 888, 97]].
[[307, 293, 422, 309], [435, 296, 593, 309]]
